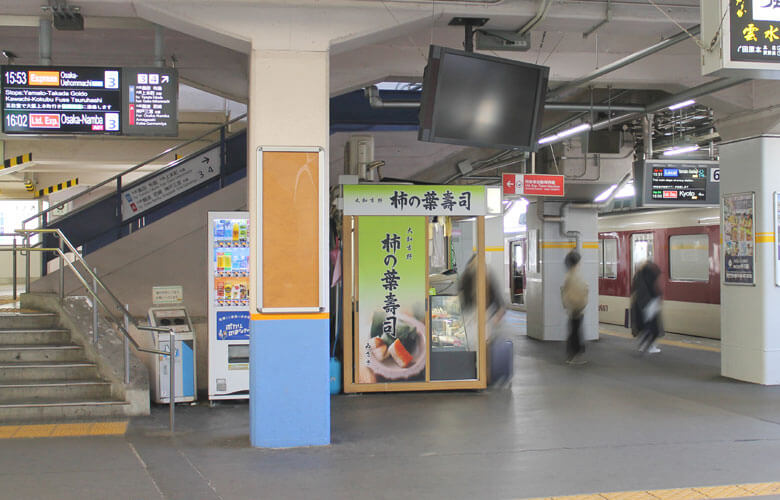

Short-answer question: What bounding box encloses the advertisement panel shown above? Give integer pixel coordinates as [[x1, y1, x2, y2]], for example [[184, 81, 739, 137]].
[[344, 185, 489, 216], [723, 192, 755, 285], [357, 216, 427, 384]]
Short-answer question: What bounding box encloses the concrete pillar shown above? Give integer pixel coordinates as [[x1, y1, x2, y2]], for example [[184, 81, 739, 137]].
[[248, 49, 330, 447], [526, 201, 599, 342], [720, 136, 780, 385], [485, 215, 508, 304]]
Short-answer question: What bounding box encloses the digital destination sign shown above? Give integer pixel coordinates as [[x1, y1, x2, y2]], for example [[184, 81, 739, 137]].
[[634, 160, 720, 207], [2, 66, 122, 134], [650, 166, 707, 201], [1, 65, 178, 136]]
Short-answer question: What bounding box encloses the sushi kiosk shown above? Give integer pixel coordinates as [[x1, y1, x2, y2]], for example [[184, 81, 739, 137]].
[[208, 211, 251, 400], [341, 184, 502, 392]]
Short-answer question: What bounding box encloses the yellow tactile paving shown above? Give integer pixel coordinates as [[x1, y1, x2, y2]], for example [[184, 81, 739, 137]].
[[692, 485, 754, 498], [521, 482, 780, 500], [0, 421, 128, 439], [648, 488, 706, 500], [739, 482, 780, 496], [598, 328, 720, 353], [601, 491, 659, 500]]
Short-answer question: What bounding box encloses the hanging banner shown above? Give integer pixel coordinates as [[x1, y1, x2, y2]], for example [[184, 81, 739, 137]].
[[502, 173, 564, 196], [344, 185, 492, 216], [723, 192, 755, 285], [357, 216, 426, 384], [121, 146, 220, 220]]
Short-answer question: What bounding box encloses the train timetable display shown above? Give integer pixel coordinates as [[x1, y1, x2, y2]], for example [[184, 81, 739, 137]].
[[651, 166, 707, 201], [2, 66, 122, 134], [635, 160, 720, 207]]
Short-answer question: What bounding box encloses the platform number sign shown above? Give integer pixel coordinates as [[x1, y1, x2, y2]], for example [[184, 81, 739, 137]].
[[711, 168, 720, 183]]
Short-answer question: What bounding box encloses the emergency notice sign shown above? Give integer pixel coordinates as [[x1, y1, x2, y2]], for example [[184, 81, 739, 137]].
[[503, 173, 564, 196]]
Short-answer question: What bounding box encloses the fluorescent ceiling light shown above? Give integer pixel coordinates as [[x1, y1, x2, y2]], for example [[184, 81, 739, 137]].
[[556, 122, 592, 139], [537, 123, 591, 145], [594, 181, 634, 202], [663, 145, 699, 156], [668, 99, 695, 111]]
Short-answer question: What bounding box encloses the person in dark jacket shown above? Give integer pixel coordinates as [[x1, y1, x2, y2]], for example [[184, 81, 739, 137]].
[[630, 261, 664, 353]]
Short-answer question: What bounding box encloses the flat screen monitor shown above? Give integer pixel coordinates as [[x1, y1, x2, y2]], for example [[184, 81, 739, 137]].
[[633, 159, 720, 207], [418, 45, 549, 151]]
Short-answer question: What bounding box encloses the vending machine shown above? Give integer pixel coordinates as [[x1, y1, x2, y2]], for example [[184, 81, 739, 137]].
[[208, 211, 251, 400]]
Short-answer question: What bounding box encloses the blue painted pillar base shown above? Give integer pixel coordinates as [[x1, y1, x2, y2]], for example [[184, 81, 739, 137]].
[[250, 318, 330, 447]]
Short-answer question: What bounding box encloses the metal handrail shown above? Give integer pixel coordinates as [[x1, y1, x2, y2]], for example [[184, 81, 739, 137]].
[[22, 112, 248, 229], [11, 228, 180, 432]]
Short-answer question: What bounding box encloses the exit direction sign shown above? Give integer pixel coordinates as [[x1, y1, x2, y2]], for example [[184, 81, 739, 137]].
[[503, 173, 564, 196]]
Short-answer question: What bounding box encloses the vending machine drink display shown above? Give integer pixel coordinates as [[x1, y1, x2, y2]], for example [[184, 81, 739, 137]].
[[208, 211, 250, 400]]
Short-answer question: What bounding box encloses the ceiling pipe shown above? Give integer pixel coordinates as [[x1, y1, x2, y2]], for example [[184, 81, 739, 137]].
[[517, 0, 555, 35], [39, 17, 52, 65], [547, 25, 701, 99], [366, 86, 644, 112]]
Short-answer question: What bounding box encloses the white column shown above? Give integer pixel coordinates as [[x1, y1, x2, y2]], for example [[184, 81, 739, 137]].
[[720, 136, 780, 385]]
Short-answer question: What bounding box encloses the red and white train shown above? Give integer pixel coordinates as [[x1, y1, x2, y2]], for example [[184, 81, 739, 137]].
[[596, 207, 720, 339]]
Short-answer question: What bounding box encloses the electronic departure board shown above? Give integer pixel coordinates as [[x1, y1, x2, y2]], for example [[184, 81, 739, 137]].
[[1, 65, 178, 136], [634, 159, 720, 207]]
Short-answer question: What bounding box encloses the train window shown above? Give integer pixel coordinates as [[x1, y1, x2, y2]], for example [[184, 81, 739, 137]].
[[669, 234, 709, 282], [630, 233, 654, 277], [598, 238, 617, 279], [603, 239, 617, 279]]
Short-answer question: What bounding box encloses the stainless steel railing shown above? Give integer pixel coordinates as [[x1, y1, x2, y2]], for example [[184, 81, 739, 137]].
[[5, 228, 179, 432], [21, 113, 247, 233]]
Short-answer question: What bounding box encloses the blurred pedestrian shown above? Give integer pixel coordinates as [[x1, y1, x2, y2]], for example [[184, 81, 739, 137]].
[[630, 261, 663, 354], [561, 250, 588, 364]]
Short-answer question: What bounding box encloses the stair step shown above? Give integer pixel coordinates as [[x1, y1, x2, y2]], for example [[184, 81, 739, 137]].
[[0, 344, 84, 362], [0, 329, 71, 345], [0, 313, 59, 330], [0, 361, 98, 382], [0, 380, 112, 401], [0, 399, 130, 421]]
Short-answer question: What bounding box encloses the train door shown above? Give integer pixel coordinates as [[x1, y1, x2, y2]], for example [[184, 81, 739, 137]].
[[509, 238, 526, 305], [631, 233, 654, 277]]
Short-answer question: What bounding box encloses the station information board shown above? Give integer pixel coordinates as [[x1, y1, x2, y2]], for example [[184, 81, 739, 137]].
[[2, 66, 122, 134], [634, 159, 720, 207], [1, 65, 178, 136]]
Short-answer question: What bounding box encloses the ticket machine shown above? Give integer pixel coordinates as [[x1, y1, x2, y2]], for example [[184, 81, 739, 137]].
[[147, 306, 197, 404]]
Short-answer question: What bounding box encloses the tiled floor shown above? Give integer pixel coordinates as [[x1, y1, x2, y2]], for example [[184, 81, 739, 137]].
[[1, 313, 780, 500]]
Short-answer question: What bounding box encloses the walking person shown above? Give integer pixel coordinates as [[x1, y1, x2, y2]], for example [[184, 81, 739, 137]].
[[561, 250, 589, 364], [630, 261, 664, 354]]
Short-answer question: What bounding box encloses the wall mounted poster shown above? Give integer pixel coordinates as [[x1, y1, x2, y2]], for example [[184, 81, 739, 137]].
[[723, 192, 755, 285], [357, 216, 426, 384]]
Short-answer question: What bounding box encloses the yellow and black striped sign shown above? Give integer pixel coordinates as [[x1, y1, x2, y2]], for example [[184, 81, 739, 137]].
[[36, 177, 78, 198], [2, 153, 32, 170]]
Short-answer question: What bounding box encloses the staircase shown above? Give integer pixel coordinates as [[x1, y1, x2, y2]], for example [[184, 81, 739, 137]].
[[0, 310, 129, 423]]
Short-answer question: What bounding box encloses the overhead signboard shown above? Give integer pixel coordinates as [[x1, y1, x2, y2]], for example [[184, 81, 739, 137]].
[[1, 65, 178, 136], [343, 185, 501, 216], [634, 159, 720, 207], [502, 173, 564, 196], [701, 0, 780, 78], [121, 145, 220, 220], [122, 67, 178, 136], [2, 66, 122, 134]]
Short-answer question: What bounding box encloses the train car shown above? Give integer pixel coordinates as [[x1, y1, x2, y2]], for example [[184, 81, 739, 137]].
[[597, 207, 721, 339]]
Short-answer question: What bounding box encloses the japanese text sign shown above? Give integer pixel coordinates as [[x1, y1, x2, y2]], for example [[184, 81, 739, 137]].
[[503, 173, 564, 196], [344, 185, 489, 216]]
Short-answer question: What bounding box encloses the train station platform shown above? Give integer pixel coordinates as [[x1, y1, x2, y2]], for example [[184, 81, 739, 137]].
[[1, 312, 780, 500]]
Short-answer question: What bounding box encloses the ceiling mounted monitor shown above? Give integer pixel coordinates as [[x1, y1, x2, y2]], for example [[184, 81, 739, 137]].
[[418, 45, 549, 151]]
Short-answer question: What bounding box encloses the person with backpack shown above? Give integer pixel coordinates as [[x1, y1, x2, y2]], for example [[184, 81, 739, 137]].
[[561, 250, 589, 364], [630, 261, 664, 354]]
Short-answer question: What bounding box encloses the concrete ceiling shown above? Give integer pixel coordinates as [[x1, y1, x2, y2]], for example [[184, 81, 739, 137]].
[[0, 0, 775, 195]]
